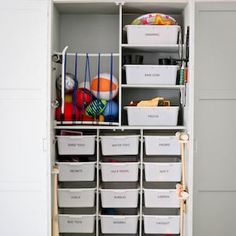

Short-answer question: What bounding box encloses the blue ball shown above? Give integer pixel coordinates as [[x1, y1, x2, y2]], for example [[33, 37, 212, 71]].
[[103, 101, 118, 122]]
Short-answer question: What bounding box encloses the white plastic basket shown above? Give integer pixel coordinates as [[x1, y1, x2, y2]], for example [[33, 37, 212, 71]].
[[144, 189, 180, 208], [59, 214, 95, 233], [100, 215, 139, 234], [145, 135, 181, 155], [124, 106, 179, 126], [144, 162, 181, 182], [58, 188, 96, 208], [100, 135, 139, 156], [57, 135, 96, 155], [101, 189, 139, 208], [125, 25, 180, 45], [124, 65, 178, 85], [143, 215, 180, 234], [101, 162, 139, 182], [57, 162, 96, 182]]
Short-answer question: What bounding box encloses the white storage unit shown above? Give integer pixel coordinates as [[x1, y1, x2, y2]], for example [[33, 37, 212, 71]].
[[124, 106, 179, 126], [101, 162, 139, 182], [143, 215, 180, 234], [100, 215, 139, 234], [144, 162, 181, 182], [125, 65, 179, 85], [145, 135, 181, 155], [101, 189, 139, 208], [144, 189, 180, 208], [57, 135, 96, 155], [125, 25, 180, 45], [58, 188, 96, 208], [100, 135, 139, 156], [57, 162, 96, 182], [59, 214, 95, 233]]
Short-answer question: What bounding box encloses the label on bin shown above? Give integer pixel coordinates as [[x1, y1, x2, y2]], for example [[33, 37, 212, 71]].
[[111, 143, 130, 147], [145, 33, 160, 37], [67, 143, 86, 147], [70, 168, 83, 173], [113, 220, 126, 224], [144, 73, 160, 77], [159, 142, 171, 147], [147, 115, 159, 119], [67, 219, 83, 225], [114, 195, 126, 199], [71, 195, 81, 199], [156, 221, 170, 225], [110, 169, 129, 173], [157, 195, 170, 199]]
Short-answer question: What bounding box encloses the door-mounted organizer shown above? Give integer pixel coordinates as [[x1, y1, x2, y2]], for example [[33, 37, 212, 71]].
[[51, 1, 191, 236]]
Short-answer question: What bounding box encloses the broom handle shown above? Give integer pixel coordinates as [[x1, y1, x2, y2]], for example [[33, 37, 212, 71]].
[[52, 171, 59, 236]]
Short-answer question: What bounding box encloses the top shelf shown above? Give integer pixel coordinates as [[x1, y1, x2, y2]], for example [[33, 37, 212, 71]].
[[121, 44, 182, 53]]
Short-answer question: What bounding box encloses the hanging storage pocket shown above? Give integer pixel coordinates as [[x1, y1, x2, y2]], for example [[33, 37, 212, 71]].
[[101, 162, 139, 182], [100, 215, 139, 234], [144, 162, 181, 182], [57, 162, 96, 181], [100, 135, 139, 156], [57, 135, 96, 155], [58, 188, 96, 208], [144, 189, 180, 208], [143, 215, 180, 234], [101, 189, 139, 208], [59, 214, 95, 233], [145, 135, 180, 155]]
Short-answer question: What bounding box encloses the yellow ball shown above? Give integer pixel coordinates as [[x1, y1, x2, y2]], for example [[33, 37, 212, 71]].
[[99, 115, 105, 122]]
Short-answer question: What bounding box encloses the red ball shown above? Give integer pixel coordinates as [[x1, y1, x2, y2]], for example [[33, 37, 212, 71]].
[[76, 88, 92, 109], [55, 103, 80, 121], [78, 110, 94, 121]]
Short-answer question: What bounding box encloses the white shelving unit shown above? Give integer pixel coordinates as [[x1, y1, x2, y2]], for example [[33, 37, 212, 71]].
[[50, 1, 192, 236]]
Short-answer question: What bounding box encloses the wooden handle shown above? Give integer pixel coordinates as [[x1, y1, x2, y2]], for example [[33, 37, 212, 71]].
[[52, 168, 59, 236], [180, 200, 184, 236]]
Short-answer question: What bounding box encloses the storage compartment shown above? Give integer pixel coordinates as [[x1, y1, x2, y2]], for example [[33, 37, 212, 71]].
[[144, 162, 181, 182], [101, 189, 139, 208], [58, 188, 96, 208], [100, 215, 139, 234], [124, 106, 179, 126], [125, 25, 180, 45], [124, 65, 179, 85], [100, 135, 139, 156], [145, 135, 180, 155], [144, 189, 180, 208], [57, 162, 96, 182], [59, 214, 95, 233], [143, 215, 180, 234], [101, 162, 139, 182], [57, 135, 96, 155]]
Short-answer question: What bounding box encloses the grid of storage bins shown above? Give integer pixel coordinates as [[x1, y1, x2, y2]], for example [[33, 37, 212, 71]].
[[56, 130, 182, 235]]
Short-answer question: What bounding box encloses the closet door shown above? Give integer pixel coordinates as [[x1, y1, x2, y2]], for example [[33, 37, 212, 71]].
[[0, 1, 49, 236], [194, 2, 236, 236]]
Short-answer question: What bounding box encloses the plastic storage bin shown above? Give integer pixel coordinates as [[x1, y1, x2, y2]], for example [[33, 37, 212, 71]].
[[143, 215, 180, 234], [124, 106, 179, 126], [144, 162, 181, 182], [145, 135, 180, 155], [100, 135, 139, 156], [144, 189, 180, 208], [100, 215, 139, 234], [125, 25, 180, 45], [101, 189, 139, 208], [124, 65, 178, 85], [59, 214, 95, 233], [57, 135, 96, 155], [58, 188, 96, 208], [101, 162, 139, 182], [57, 162, 96, 182]]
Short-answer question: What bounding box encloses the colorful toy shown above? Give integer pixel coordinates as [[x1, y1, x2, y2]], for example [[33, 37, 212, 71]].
[[76, 88, 92, 109], [103, 100, 119, 120], [131, 13, 177, 25], [129, 97, 171, 107], [55, 102, 79, 121], [86, 99, 107, 117], [91, 73, 118, 100], [56, 73, 75, 94]]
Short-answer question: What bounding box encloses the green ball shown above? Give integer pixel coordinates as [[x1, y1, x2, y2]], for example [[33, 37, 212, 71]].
[[86, 99, 107, 117]]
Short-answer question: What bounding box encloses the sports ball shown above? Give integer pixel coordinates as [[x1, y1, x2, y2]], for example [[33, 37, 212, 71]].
[[65, 94, 72, 103], [103, 100, 119, 122], [79, 81, 91, 91], [56, 73, 75, 94], [91, 73, 118, 100], [86, 99, 107, 117], [76, 88, 92, 109], [55, 103, 80, 121]]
